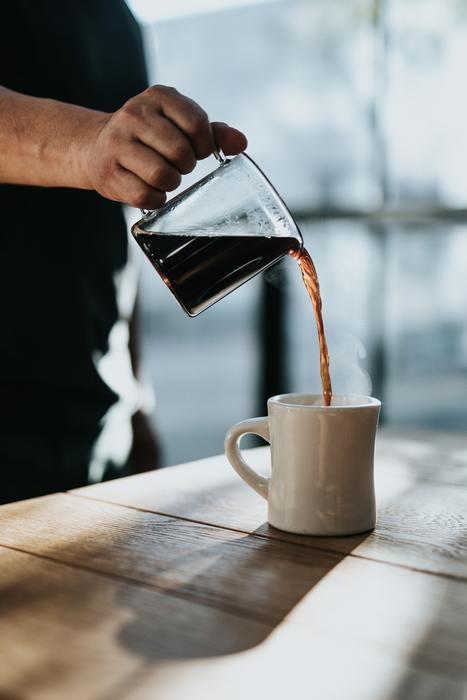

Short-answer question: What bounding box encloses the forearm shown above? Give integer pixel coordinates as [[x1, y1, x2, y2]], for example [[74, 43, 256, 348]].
[[0, 85, 106, 188], [0, 83, 247, 208]]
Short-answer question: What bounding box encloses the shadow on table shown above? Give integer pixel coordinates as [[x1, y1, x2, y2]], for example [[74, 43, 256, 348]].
[[5, 434, 467, 700], [116, 527, 370, 662], [0, 491, 370, 665]]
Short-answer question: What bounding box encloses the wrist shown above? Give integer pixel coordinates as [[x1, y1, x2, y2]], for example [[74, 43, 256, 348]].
[[70, 109, 110, 190]]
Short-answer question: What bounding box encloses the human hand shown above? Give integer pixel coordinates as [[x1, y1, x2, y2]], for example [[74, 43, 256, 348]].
[[80, 85, 247, 209]]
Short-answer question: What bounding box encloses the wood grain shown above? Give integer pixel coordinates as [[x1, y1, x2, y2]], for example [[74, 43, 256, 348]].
[[0, 493, 348, 626], [0, 547, 271, 700], [72, 436, 467, 580], [74, 449, 269, 531], [376, 427, 467, 486], [3, 545, 467, 700], [3, 429, 467, 700], [4, 492, 467, 685]]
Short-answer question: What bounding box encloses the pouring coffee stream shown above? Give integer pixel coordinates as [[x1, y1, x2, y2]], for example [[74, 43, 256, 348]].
[[132, 151, 332, 406], [292, 247, 332, 406]]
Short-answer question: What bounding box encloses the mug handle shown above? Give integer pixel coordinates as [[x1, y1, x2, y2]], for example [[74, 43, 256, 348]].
[[224, 417, 270, 500]]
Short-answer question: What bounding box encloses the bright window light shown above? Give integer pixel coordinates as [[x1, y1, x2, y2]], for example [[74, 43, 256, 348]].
[[126, 0, 278, 23]]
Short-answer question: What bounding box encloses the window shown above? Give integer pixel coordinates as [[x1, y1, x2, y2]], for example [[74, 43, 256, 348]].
[[129, 0, 467, 464]]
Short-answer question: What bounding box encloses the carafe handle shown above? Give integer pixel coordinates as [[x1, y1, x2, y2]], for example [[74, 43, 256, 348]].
[[213, 146, 227, 164]]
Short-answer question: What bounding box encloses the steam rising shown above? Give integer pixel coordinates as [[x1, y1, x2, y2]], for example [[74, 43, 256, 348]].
[[331, 333, 373, 397]]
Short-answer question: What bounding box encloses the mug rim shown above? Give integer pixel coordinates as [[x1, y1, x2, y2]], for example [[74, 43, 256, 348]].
[[268, 393, 381, 410]]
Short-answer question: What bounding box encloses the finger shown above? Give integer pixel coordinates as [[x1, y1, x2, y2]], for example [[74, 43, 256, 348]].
[[135, 114, 197, 175], [156, 87, 216, 160], [211, 122, 248, 155], [113, 166, 167, 209], [118, 141, 182, 192]]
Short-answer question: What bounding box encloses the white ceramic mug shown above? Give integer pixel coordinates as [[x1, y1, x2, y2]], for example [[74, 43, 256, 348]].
[[224, 393, 381, 536]]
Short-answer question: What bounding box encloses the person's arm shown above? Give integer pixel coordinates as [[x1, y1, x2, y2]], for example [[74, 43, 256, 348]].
[[0, 84, 247, 209]]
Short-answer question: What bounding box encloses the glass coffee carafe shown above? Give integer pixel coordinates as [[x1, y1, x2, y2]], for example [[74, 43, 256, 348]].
[[131, 150, 303, 317]]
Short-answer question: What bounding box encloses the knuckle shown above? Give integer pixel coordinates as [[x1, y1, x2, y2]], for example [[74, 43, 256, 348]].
[[120, 98, 140, 120], [146, 163, 163, 188], [147, 84, 176, 99], [187, 112, 207, 135], [117, 106, 143, 131], [144, 85, 160, 99], [170, 140, 193, 164], [158, 84, 177, 94]]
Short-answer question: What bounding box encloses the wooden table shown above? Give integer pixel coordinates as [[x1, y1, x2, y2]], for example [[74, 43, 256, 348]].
[[2, 428, 467, 699]]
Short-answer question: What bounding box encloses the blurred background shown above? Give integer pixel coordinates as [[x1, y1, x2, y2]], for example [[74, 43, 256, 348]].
[[126, 0, 467, 466]]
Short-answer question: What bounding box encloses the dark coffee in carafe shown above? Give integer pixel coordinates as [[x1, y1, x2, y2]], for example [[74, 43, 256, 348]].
[[134, 229, 332, 406], [135, 232, 301, 316]]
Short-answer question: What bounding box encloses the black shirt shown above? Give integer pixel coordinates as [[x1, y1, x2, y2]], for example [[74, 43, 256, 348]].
[[0, 3, 147, 448]]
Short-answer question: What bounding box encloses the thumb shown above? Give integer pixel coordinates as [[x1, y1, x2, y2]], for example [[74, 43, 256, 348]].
[[211, 121, 248, 156]]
